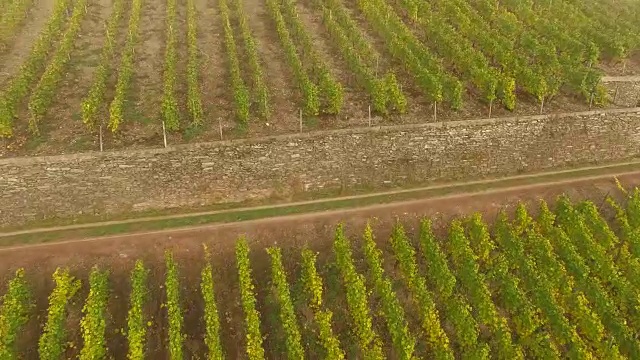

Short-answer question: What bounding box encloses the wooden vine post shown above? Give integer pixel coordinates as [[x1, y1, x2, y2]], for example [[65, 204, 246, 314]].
[[162, 121, 167, 148]]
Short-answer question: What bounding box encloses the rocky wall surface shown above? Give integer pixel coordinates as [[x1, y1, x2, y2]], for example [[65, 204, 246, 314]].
[[1, 108, 640, 227], [604, 78, 640, 107]]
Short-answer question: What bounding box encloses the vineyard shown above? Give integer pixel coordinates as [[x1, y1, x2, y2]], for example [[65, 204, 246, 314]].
[[0, 0, 639, 155], [2, 184, 640, 358]]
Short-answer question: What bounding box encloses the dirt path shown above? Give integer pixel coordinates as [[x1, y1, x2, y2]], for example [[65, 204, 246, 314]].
[[0, 0, 54, 83], [2, 163, 639, 250]]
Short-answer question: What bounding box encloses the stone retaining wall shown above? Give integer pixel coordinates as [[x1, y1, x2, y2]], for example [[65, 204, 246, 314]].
[[603, 77, 640, 107], [1, 108, 640, 227]]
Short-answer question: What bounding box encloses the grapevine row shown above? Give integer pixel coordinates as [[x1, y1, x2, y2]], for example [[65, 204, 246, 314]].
[[81, 0, 126, 128], [0, 0, 71, 137], [532, 205, 638, 358], [469, 0, 581, 102], [0, 0, 35, 51], [464, 214, 560, 359], [626, 187, 640, 230], [28, 0, 89, 134], [108, 0, 144, 132], [162, 0, 180, 130], [126, 260, 149, 360], [497, 0, 606, 103], [464, 214, 495, 266], [267, 247, 305, 359], [219, 0, 250, 124], [201, 245, 224, 360], [389, 224, 455, 360], [489, 253, 560, 359], [517, 205, 583, 309], [533, 3, 608, 104], [333, 225, 384, 359], [540, 226, 635, 358], [606, 196, 640, 259], [361, 224, 415, 359], [79, 267, 110, 360], [447, 220, 523, 360], [318, 0, 376, 61], [38, 268, 81, 360], [264, 0, 318, 114], [445, 297, 491, 359], [300, 249, 344, 360], [396, 0, 516, 110], [165, 252, 184, 360], [571, 0, 640, 53], [276, 0, 343, 114], [236, 239, 265, 360], [0, 269, 32, 360], [185, 0, 203, 125], [417, 220, 489, 359], [521, 205, 625, 358], [491, 0, 593, 66], [576, 201, 619, 251], [555, 197, 640, 328], [315, 0, 405, 114], [320, 0, 407, 113], [428, 0, 553, 110], [354, 0, 462, 109], [492, 214, 594, 359], [534, 0, 625, 60], [578, 194, 640, 289], [578, 200, 640, 291], [510, 30, 563, 103], [232, 0, 270, 118], [418, 220, 455, 299]]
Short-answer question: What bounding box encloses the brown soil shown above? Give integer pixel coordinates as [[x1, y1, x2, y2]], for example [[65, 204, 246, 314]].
[[600, 50, 640, 76], [336, 0, 438, 119], [174, 0, 189, 125], [233, 0, 300, 136], [194, 0, 231, 126], [36, 0, 114, 152], [0, 0, 54, 82], [294, 0, 369, 124], [110, 0, 167, 147], [0, 0, 635, 157], [242, 0, 299, 129], [0, 172, 638, 358]]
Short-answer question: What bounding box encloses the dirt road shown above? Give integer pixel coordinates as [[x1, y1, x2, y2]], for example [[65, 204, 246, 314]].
[[4, 160, 640, 239], [1, 168, 638, 263]]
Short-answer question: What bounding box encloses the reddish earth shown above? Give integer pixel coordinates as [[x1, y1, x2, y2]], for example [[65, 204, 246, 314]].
[[0, 171, 639, 358]]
